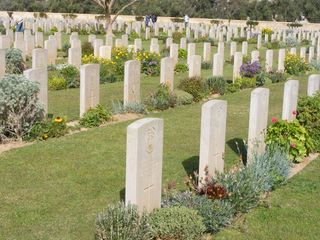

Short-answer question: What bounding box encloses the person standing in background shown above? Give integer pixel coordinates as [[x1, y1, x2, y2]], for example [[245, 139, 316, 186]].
[[184, 14, 189, 28]]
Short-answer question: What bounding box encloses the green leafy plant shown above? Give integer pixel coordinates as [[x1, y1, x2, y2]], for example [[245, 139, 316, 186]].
[[145, 84, 177, 111], [174, 63, 188, 73], [172, 31, 185, 43], [79, 105, 112, 128], [0, 75, 44, 142], [178, 48, 187, 59], [58, 64, 80, 88], [162, 192, 235, 234], [5, 48, 26, 74], [266, 119, 314, 162], [285, 53, 309, 75], [25, 116, 68, 141], [234, 77, 256, 89], [50, 26, 58, 34], [81, 41, 94, 56], [201, 61, 212, 70], [297, 93, 320, 152], [48, 76, 67, 90], [206, 76, 226, 95], [178, 77, 207, 102], [95, 202, 150, 240], [148, 206, 205, 240], [174, 89, 194, 105]]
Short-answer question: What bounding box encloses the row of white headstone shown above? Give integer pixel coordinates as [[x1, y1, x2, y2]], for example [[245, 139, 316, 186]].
[[125, 74, 320, 214]]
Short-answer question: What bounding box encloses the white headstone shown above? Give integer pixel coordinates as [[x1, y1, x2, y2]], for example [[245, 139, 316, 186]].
[[282, 80, 299, 121], [199, 100, 227, 180], [247, 88, 270, 163], [80, 64, 100, 117], [189, 55, 202, 78], [160, 57, 174, 91], [124, 60, 141, 105], [307, 74, 320, 96], [125, 118, 163, 214]]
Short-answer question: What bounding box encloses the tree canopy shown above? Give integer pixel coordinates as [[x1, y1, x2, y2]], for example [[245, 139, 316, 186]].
[[1, 0, 320, 23]]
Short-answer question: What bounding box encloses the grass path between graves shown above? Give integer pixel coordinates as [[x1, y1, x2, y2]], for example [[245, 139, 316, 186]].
[[0, 73, 314, 240], [215, 157, 320, 240]]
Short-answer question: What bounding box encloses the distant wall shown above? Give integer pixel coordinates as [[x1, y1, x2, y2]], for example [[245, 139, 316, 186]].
[[1, 11, 320, 30]]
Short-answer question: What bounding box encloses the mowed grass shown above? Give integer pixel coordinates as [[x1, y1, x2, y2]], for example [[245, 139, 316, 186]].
[[47, 34, 278, 120], [1, 34, 318, 239], [215, 158, 320, 240], [0, 73, 311, 239]]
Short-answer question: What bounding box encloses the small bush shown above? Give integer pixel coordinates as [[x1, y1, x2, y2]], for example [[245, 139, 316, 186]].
[[61, 43, 71, 57], [285, 53, 309, 75], [25, 116, 68, 141], [81, 41, 94, 56], [174, 89, 194, 105], [50, 26, 58, 34], [172, 31, 185, 43], [285, 37, 299, 47], [235, 77, 256, 89], [48, 76, 67, 90], [240, 61, 261, 78], [145, 84, 177, 111], [178, 77, 207, 102], [297, 93, 320, 152], [206, 76, 226, 95], [79, 105, 112, 128], [5, 48, 26, 74], [266, 119, 314, 162], [174, 63, 188, 73], [112, 101, 146, 114], [226, 82, 241, 94], [201, 61, 212, 70], [95, 202, 150, 240], [0, 75, 44, 142], [178, 48, 187, 59], [148, 206, 205, 240], [162, 192, 235, 234], [58, 64, 80, 88]]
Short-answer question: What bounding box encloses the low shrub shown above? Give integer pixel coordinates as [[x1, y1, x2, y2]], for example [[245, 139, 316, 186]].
[[25, 116, 68, 141], [285, 36, 299, 47], [136, 50, 160, 76], [309, 60, 320, 71], [48, 76, 67, 90], [112, 101, 146, 114], [206, 76, 226, 95], [5, 48, 26, 74], [297, 93, 320, 152], [81, 41, 94, 56], [201, 61, 212, 70], [265, 41, 286, 49], [174, 90, 194, 105], [235, 77, 256, 89], [95, 202, 150, 240], [226, 82, 241, 94], [240, 61, 261, 78], [61, 43, 71, 57], [58, 64, 80, 88], [0, 75, 44, 142], [178, 48, 187, 59], [285, 53, 309, 75], [300, 39, 311, 46], [172, 31, 185, 43], [145, 84, 177, 111], [178, 77, 207, 102], [266, 118, 314, 162], [50, 26, 58, 34], [162, 192, 235, 234], [79, 105, 112, 128], [174, 63, 188, 73], [148, 206, 205, 240]]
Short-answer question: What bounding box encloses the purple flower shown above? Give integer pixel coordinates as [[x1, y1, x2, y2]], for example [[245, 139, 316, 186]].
[[240, 61, 261, 78]]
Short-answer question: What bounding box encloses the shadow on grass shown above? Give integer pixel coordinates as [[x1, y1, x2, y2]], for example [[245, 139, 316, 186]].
[[182, 156, 199, 177], [227, 138, 247, 165]]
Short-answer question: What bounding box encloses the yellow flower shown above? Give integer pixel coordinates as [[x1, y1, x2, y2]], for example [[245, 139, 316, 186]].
[[54, 117, 63, 123]]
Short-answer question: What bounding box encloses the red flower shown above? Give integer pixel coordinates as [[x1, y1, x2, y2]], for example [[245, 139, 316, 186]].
[[271, 117, 278, 123], [292, 110, 297, 115]]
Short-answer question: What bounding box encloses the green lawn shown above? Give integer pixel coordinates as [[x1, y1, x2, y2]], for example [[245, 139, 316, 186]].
[[216, 158, 320, 240], [1, 34, 318, 239], [0, 74, 312, 239]]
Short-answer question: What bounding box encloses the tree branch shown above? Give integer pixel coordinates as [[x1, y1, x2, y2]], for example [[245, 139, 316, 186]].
[[111, 0, 139, 24], [92, 0, 105, 8]]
